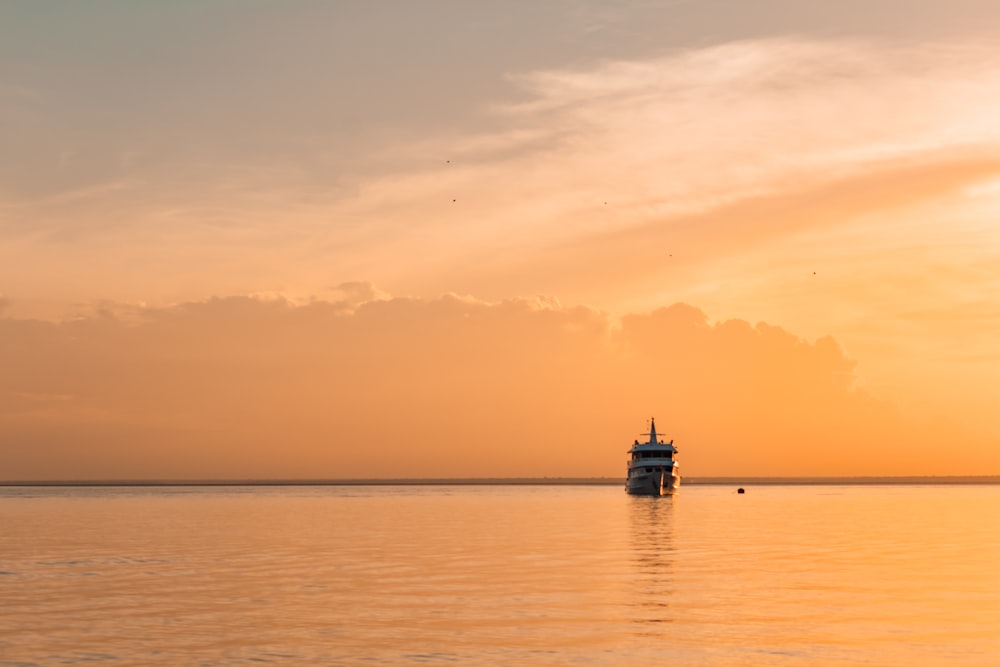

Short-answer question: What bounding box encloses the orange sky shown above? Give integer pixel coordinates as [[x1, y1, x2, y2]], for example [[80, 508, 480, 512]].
[[2, 2, 999, 479]]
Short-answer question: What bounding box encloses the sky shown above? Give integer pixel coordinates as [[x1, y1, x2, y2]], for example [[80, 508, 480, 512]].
[[2, 1, 999, 480]]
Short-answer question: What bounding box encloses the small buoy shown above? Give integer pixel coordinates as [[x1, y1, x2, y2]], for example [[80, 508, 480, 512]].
[[737, 487, 745, 494]]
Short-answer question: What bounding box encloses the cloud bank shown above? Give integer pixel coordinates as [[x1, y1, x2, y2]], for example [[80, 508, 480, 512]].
[[1, 290, 992, 480]]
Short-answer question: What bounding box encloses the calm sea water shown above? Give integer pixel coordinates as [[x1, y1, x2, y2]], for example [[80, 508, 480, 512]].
[[2, 484, 999, 666]]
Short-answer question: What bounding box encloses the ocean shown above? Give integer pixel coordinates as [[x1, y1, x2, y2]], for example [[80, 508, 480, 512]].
[[2, 484, 999, 666]]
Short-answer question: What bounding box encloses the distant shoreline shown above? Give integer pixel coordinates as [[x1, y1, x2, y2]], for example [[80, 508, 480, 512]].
[[2, 476, 1000, 487]]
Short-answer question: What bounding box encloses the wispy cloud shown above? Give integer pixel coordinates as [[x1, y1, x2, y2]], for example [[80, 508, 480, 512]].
[[7, 37, 1000, 311], [332, 38, 1000, 281], [493, 38, 1000, 224]]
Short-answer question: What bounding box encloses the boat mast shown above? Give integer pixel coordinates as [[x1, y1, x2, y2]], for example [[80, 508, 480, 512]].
[[648, 417, 657, 444]]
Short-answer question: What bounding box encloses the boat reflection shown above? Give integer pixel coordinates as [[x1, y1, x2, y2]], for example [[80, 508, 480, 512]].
[[626, 495, 676, 633]]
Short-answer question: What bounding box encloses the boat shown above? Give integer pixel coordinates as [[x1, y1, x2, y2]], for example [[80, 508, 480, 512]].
[[625, 417, 680, 496]]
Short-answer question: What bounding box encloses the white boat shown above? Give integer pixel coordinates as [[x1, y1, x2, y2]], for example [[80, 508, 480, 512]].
[[625, 417, 680, 496]]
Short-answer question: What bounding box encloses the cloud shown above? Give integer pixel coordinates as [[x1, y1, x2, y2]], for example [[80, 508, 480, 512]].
[[5, 36, 1000, 325], [1, 293, 993, 480], [3, 35, 999, 448], [312, 38, 1000, 304]]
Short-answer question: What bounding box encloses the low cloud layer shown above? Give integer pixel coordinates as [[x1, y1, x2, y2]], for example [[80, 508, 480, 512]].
[[1, 291, 992, 480]]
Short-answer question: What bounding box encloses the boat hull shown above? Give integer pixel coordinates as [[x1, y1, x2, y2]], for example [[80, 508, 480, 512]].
[[625, 469, 680, 496]]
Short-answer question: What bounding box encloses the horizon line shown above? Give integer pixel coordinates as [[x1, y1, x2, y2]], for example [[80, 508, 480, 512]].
[[3, 475, 1000, 487]]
